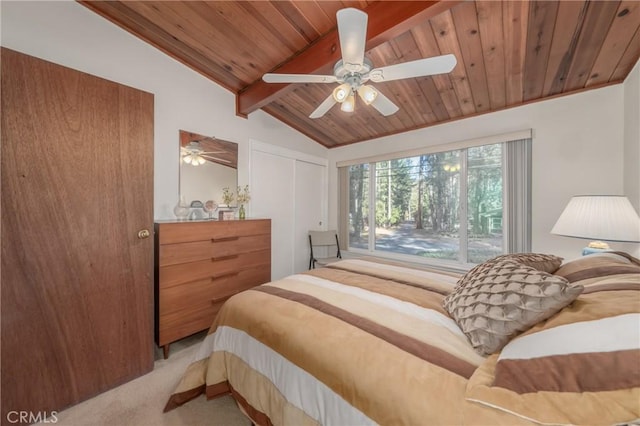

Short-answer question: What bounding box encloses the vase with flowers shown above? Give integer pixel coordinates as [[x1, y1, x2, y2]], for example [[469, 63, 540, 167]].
[[218, 187, 235, 220], [236, 185, 250, 220], [221, 187, 234, 207]]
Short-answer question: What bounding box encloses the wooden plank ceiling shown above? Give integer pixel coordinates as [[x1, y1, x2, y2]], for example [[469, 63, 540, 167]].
[[80, 1, 640, 149]]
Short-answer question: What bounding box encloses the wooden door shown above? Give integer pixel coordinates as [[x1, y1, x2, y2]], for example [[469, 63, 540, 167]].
[[1, 48, 154, 421]]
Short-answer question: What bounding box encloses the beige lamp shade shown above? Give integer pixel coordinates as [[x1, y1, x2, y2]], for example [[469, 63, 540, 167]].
[[551, 195, 640, 243]]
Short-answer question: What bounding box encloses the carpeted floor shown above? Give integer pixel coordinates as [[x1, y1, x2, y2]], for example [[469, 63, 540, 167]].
[[36, 333, 251, 426]]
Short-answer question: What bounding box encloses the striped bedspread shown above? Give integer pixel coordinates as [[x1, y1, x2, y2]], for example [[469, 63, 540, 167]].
[[165, 254, 640, 425], [164, 259, 535, 425]]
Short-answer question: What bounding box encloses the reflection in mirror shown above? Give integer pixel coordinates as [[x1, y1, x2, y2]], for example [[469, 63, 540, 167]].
[[179, 130, 238, 214]]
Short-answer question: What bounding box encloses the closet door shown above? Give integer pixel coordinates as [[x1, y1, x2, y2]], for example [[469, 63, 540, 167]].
[[250, 142, 328, 279], [1, 48, 154, 420], [251, 149, 296, 280], [294, 161, 326, 273]]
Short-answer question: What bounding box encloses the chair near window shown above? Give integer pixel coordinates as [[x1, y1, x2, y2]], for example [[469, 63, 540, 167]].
[[308, 230, 342, 269]]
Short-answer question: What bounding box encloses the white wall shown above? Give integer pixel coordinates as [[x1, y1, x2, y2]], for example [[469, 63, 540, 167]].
[[623, 60, 640, 213], [0, 0, 327, 220], [328, 80, 640, 261]]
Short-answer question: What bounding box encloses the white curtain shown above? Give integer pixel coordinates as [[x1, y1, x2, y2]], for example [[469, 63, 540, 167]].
[[504, 138, 532, 253]]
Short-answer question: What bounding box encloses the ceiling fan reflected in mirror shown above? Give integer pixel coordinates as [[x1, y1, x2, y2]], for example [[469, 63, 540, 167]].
[[180, 140, 230, 166], [262, 8, 457, 119]]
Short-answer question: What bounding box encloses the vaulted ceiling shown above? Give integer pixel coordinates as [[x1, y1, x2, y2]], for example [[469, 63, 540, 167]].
[[80, 1, 640, 149]]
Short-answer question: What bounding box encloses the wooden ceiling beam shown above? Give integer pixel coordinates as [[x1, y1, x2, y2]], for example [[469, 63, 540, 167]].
[[236, 0, 462, 117]]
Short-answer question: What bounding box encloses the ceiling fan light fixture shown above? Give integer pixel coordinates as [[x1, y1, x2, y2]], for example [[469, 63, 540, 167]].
[[340, 93, 355, 112], [332, 83, 351, 103], [357, 85, 378, 105], [183, 151, 207, 166]]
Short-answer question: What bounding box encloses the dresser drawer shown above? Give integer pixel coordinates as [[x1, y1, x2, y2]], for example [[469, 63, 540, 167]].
[[159, 248, 270, 288], [158, 268, 270, 345], [159, 267, 270, 315], [158, 301, 222, 346], [159, 233, 270, 266], [158, 219, 270, 244]]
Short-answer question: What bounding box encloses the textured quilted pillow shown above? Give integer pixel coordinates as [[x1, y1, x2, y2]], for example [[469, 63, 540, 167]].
[[443, 260, 583, 355], [486, 253, 563, 273], [449, 253, 564, 296]]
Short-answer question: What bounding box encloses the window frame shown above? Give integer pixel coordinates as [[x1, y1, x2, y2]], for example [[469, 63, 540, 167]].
[[337, 130, 532, 271]]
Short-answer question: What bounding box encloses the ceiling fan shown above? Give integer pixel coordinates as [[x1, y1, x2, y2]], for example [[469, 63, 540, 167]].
[[262, 8, 457, 119], [180, 140, 230, 166]]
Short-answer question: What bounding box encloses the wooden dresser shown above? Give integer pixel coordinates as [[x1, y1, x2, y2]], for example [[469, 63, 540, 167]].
[[154, 219, 271, 357]]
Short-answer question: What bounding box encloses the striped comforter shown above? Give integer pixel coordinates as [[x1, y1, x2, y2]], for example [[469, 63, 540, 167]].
[[466, 252, 640, 425], [164, 259, 532, 424]]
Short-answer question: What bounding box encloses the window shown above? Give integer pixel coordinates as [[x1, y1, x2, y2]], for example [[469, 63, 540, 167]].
[[341, 135, 531, 267]]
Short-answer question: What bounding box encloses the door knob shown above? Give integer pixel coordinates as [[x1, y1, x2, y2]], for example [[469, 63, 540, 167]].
[[137, 229, 151, 239]]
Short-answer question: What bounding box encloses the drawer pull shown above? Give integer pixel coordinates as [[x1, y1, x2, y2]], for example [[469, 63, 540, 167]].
[[211, 271, 239, 281], [211, 254, 239, 262], [211, 236, 239, 243], [211, 290, 242, 304]]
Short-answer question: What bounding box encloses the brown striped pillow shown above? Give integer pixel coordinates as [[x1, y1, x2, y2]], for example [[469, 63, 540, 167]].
[[554, 251, 640, 290]]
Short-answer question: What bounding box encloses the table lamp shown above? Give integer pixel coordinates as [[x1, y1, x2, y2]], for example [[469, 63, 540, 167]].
[[551, 195, 640, 255]]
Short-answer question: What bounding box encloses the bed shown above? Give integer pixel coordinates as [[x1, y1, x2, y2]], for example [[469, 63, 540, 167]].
[[165, 253, 640, 425]]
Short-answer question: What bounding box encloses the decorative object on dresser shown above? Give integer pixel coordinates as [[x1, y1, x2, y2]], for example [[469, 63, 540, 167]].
[[236, 185, 250, 220], [188, 200, 205, 220], [217, 186, 236, 220], [219, 210, 235, 221], [154, 219, 271, 358], [204, 200, 217, 219], [173, 195, 190, 220], [221, 186, 235, 206]]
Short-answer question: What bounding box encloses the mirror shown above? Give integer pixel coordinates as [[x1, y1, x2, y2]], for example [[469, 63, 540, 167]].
[[179, 130, 238, 212]]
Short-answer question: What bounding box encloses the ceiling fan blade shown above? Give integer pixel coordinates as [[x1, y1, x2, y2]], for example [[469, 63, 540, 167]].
[[337, 8, 367, 72], [309, 94, 337, 119], [369, 54, 457, 83], [370, 89, 399, 116], [262, 73, 337, 84]]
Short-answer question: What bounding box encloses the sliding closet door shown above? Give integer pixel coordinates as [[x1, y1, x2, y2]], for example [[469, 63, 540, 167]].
[[294, 160, 326, 273], [250, 142, 327, 279], [251, 149, 296, 280], [1, 48, 154, 421]]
